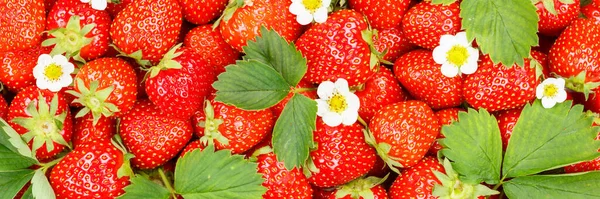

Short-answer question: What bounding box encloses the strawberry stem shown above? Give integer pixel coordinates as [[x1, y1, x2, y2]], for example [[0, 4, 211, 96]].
[[158, 167, 177, 199], [40, 155, 66, 173]]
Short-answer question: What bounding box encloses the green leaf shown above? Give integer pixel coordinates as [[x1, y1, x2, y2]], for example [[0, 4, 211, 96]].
[[118, 175, 171, 199], [504, 172, 600, 199], [174, 146, 266, 199], [0, 169, 35, 199], [272, 94, 317, 170], [581, 0, 592, 6], [0, 119, 37, 170], [460, 0, 539, 67], [31, 169, 55, 199], [439, 109, 502, 185], [502, 101, 600, 178], [213, 60, 291, 110], [21, 185, 33, 199], [431, 0, 458, 5], [243, 27, 307, 87]]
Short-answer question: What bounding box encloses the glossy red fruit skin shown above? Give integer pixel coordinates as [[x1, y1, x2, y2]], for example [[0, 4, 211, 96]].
[[582, 2, 600, 21], [493, 108, 522, 151], [355, 67, 408, 123], [0, 95, 7, 120], [428, 108, 463, 155], [0, 0, 46, 52], [180, 139, 204, 157], [184, 24, 241, 75], [401, 1, 461, 49], [349, 0, 411, 30], [296, 9, 376, 87], [373, 26, 415, 63], [370, 100, 440, 168], [330, 184, 388, 199], [46, 0, 111, 60], [105, 0, 132, 18], [549, 19, 600, 83], [535, 0, 580, 36], [72, 111, 116, 148], [0, 46, 50, 92], [258, 152, 313, 199], [389, 156, 444, 199], [312, 186, 335, 199], [309, 120, 377, 188], [179, 0, 228, 25], [50, 139, 130, 199], [120, 100, 193, 169]]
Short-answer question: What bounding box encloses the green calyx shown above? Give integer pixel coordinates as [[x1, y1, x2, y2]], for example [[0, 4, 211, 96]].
[[563, 71, 600, 100], [110, 44, 152, 67], [147, 43, 183, 79], [432, 158, 499, 199], [42, 15, 95, 63], [361, 26, 392, 70], [362, 129, 403, 174], [212, 0, 245, 30], [11, 93, 71, 157], [66, 78, 119, 126], [334, 175, 388, 199], [112, 134, 135, 178], [198, 100, 230, 146], [535, 0, 575, 16]]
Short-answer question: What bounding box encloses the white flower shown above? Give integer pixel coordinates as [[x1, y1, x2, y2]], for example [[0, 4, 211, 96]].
[[315, 78, 360, 127], [289, 0, 331, 25], [33, 54, 75, 92], [536, 78, 567, 109], [432, 32, 480, 78], [80, 0, 107, 10]]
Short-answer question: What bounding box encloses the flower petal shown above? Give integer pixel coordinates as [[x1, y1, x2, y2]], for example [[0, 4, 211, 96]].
[[80, 0, 90, 3], [62, 62, 75, 74], [345, 92, 360, 110], [322, 112, 343, 127], [46, 82, 63, 92], [52, 54, 68, 65], [440, 63, 459, 78], [460, 59, 478, 75], [313, 7, 328, 23], [317, 81, 335, 99], [37, 54, 52, 66], [91, 0, 107, 10], [341, 110, 358, 126], [555, 90, 567, 103], [334, 78, 350, 94], [432, 45, 450, 64], [536, 83, 545, 99], [289, 1, 304, 15], [439, 34, 456, 47], [554, 78, 566, 89], [36, 78, 48, 90], [296, 11, 313, 25], [315, 99, 329, 116], [541, 97, 557, 109], [322, 0, 332, 6], [455, 32, 470, 46], [59, 74, 73, 87]]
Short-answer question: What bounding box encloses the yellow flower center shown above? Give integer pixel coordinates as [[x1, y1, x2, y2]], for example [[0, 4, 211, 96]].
[[328, 92, 347, 113], [44, 63, 64, 82], [302, 0, 322, 13], [544, 84, 558, 97], [446, 45, 469, 67]]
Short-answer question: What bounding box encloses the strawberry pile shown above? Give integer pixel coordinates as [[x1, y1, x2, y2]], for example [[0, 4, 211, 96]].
[[0, 0, 600, 198]]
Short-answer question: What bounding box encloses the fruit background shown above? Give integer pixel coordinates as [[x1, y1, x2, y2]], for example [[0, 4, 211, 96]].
[[0, 0, 599, 198]]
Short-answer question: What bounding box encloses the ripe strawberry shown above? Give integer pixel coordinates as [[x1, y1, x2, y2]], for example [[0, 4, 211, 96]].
[[394, 49, 464, 109], [6, 85, 73, 161], [369, 100, 440, 169], [308, 120, 377, 188], [50, 139, 131, 198], [0, 94, 7, 120], [463, 51, 547, 112], [373, 26, 415, 63], [180, 139, 205, 157], [120, 100, 193, 169], [179, 0, 228, 25], [0, 0, 46, 52], [296, 9, 377, 87], [429, 108, 463, 155], [329, 176, 389, 199], [184, 24, 241, 75], [105, 0, 132, 18], [494, 108, 523, 151], [535, 0, 580, 36], [349, 0, 411, 29], [313, 186, 335, 199], [355, 67, 408, 123], [193, 98, 274, 154], [0, 46, 50, 92], [582, 2, 600, 21], [389, 156, 443, 199], [271, 79, 317, 119], [401, 1, 461, 49], [254, 148, 313, 199], [72, 110, 116, 148], [110, 0, 182, 63]]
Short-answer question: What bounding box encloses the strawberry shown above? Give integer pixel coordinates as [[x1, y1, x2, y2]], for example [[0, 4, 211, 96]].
[[389, 156, 443, 199], [179, 0, 228, 25], [355, 67, 408, 123], [368, 100, 440, 170], [180, 139, 205, 157], [253, 147, 313, 199], [110, 0, 182, 63], [534, 0, 580, 36], [296, 9, 377, 87], [328, 176, 389, 199], [0, 0, 46, 52], [50, 139, 131, 199], [0, 94, 7, 120], [401, 1, 461, 49], [217, 0, 303, 52], [313, 186, 335, 199], [6, 85, 73, 161], [120, 100, 193, 169], [373, 26, 415, 63], [582, 2, 600, 21], [394, 49, 464, 109], [0, 46, 50, 92], [463, 51, 547, 112], [105, 0, 132, 18], [428, 108, 463, 156], [193, 98, 274, 154], [349, 0, 411, 30], [184, 24, 241, 75], [308, 120, 377, 188], [494, 108, 522, 151], [72, 109, 116, 148]]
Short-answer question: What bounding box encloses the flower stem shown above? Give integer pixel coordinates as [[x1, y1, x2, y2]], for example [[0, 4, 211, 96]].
[[292, 87, 317, 93], [40, 155, 65, 173], [158, 168, 177, 199]]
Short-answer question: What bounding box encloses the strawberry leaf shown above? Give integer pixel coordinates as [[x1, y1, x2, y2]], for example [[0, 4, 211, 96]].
[[31, 169, 55, 199], [213, 60, 291, 110], [244, 27, 307, 87], [0, 169, 35, 199], [431, 0, 458, 5], [439, 109, 502, 185], [504, 171, 600, 198], [0, 119, 37, 170], [272, 94, 317, 170], [118, 175, 171, 199], [460, 0, 539, 67], [502, 101, 600, 178], [21, 185, 33, 199], [174, 146, 266, 199]]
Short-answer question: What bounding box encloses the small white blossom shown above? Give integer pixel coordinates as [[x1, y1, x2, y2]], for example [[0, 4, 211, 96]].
[[432, 32, 480, 78], [536, 78, 567, 109], [33, 54, 75, 92], [289, 0, 330, 25], [80, 0, 107, 11], [315, 78, 360, 127]]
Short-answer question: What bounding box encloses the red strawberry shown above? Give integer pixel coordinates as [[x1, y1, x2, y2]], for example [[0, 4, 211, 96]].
[[0, 94, 7, 120], [72, 110, 116, 148], [180, 139, 205, 157], [0, 0, 46, 52], [308, 120, 377, 187], [535, 0, 580, 36], [389, 156, 443, 199], [179, 0, 228, 25], [429, 108, 463, 155], [254, 148, 313, 199], [193, 98, 274, 154], [394, 49, 464, 109], [349, 0, 411, 29], [463, 51, 547, 112], [328, 176, 389, 199], [296, 9, 377, 87], [494, 108, 523, 151], [582, 2, 600, 21], [120, 100, 193, 169], [313, 186, 335, 199], [7, 85, 73, 161], [0, 46, 50, 92], [50, 139, 131, 199], [110, 0, 182, 63], [105, 0, 132, 18], [355, 67, 408, 123], [401, 1, 461, 49], [184, 24, 241, 75], [373, 26, 415, 63]]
